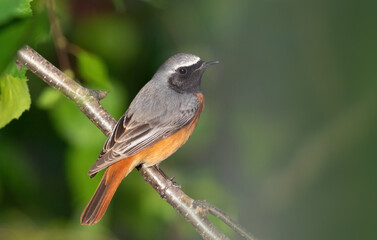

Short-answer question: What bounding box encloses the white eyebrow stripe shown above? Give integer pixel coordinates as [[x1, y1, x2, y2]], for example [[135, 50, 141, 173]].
[[181, 57, 201, 66], [170, 54, 201, 70]]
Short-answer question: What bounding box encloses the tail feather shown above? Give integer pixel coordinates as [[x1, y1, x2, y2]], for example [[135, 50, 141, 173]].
[[80, 158, 137, 225]]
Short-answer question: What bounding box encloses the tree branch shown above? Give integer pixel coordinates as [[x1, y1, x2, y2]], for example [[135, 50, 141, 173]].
[[195, 200, 256, 240], [16, 45, 254, 240]]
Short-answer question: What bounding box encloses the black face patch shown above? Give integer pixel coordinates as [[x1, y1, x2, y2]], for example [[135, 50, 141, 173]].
[[168, 60, 204, 93]]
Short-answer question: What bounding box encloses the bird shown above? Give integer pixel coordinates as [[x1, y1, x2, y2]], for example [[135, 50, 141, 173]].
[[80, 53, 218, 225]]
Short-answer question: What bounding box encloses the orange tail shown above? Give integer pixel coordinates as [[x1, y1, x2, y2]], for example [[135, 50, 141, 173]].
[[80, 157, 138, 225]]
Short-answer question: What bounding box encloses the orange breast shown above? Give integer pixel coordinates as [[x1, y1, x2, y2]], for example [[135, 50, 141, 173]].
[[137, 93, 204, 166]]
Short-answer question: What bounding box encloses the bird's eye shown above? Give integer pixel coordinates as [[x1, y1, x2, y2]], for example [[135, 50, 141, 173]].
[[179, 67, 187, 74]]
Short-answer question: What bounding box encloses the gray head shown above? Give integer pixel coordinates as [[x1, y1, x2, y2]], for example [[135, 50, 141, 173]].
[[154, 53, 218, 94]]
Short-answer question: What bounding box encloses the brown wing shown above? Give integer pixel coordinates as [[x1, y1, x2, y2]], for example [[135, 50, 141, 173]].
[[88, 98, 200, 177]]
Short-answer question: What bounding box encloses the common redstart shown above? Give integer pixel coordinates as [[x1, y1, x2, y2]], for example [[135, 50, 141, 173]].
[[81, 53, 218, 225]]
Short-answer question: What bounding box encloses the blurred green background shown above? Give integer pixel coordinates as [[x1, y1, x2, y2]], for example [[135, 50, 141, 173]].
[[1, 0, 377, 239]]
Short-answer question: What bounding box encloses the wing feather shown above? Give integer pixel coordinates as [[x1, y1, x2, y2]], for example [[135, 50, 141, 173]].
[[88, 96, 200, 176]]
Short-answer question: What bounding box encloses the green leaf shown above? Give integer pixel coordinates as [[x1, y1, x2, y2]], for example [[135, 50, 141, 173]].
[[36, 87, 62, 109], [0, 63, 31, 128], [0, 0, 33, 25], [77, 51, 111, 89], [0, 19, 31, 74]]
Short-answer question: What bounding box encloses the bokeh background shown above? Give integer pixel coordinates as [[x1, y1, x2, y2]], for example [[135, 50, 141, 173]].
[[1, 0, 377, 239]]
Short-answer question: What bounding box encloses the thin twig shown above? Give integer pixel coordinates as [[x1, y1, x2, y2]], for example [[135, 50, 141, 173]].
[[17, 45, 250, 240], [195, 200, 257, 240], [16, 46, 114, 135], [138, 166, 230, 240]]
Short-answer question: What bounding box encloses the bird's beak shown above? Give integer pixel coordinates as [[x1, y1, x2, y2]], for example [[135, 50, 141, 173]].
[[202, 60, 219, 69]]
